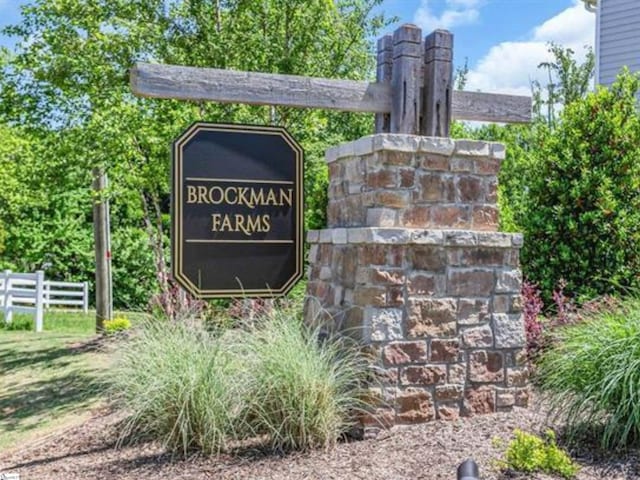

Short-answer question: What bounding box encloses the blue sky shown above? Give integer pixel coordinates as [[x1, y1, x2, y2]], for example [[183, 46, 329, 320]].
[[0, 0, 595, 95]]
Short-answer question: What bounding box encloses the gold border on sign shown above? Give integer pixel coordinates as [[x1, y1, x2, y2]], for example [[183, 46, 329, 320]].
[[172, 122, 304, 299]]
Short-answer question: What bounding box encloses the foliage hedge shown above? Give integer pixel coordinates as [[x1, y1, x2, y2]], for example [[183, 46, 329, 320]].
[[520, 70, 640, 301]]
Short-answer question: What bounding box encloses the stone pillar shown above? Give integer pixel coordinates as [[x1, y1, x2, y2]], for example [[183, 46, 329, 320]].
[[304, 134, 528, 426]]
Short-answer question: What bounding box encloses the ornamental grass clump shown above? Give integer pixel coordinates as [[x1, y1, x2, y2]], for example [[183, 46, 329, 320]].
[[242, 312, 369, 451], [110, 307, 372, 454], [538, 296, 640, 449], [110, 320, 247, 455]]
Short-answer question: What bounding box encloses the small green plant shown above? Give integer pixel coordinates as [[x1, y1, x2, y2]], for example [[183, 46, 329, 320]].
[[103, 316, 131, 334], [0, 314, 34, 331], [498, 429, 579, 479], [538, 295, 640, 449]]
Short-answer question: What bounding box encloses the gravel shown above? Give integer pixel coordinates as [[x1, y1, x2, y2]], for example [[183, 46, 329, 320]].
[[1, 401, 639, 480]]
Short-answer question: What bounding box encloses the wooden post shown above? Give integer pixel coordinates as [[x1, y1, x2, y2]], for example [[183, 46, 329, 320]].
[[375, 34, 393, 133], [35, 270, 44, 332], [390, 24, 423, 134], [92, 167, 112, 331], [422, 29, 454, 137]]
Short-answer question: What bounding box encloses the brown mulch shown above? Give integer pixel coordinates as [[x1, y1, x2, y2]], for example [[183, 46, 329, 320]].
[[1, 402, 639, 480]]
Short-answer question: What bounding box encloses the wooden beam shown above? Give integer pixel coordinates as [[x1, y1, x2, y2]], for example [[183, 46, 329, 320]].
[[452, 90, 531, 124], [131, 62, 531, 124], [131, 62, 391, 113]]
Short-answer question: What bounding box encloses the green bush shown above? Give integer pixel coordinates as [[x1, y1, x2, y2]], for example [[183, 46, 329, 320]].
[[519, 70, 640, 301], [498, 429, 578, 479], [538, 296, 640, 449], [110, 308, 370, 454]]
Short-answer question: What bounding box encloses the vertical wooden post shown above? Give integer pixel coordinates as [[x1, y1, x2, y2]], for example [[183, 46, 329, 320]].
[[92, 167, 112, 331], [390, 24, 423, 134], [422, 29, 454, 137], [35, 270, 44, 332], [375, 34, 393, 133]]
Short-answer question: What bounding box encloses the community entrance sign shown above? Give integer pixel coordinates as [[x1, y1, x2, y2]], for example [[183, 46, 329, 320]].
[[172, 122, 303, 298]]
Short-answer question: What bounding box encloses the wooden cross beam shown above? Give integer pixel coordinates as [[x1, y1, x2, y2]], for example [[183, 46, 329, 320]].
[[130, 24, 531, 136]]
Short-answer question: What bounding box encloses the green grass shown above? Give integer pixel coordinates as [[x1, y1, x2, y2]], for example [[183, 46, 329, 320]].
[[0, 310, 133, 450], [1, 309, 148, 333], [538, 296, 640, 449], [110, 309, 371, 454]]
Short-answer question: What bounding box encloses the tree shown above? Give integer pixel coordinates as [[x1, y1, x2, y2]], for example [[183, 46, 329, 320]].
[[532, 43, 595, 127], [0, 0, 392, 310]]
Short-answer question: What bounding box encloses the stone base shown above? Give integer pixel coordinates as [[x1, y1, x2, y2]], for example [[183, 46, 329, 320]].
[[305, 227, 529, 426]]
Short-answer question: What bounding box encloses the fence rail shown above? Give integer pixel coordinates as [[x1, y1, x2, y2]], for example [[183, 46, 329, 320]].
[[1, 270, 89, 332]]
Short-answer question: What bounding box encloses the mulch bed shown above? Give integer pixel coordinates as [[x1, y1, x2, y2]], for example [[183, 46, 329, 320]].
[[1, 401, 639, 480]]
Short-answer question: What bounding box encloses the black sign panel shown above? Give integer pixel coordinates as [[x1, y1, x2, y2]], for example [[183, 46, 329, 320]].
[[172, 123, 303, 298]]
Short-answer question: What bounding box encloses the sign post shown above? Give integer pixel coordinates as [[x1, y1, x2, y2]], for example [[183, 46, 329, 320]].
[[172, 122, 303, 298]]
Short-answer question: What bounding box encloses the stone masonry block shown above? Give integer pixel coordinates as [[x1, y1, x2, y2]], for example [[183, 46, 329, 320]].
[[458, 298, 491, 324], [456, 175, 484, 203], [472, 205, 499, 230], [366, 208, 397, 227], [400, 365, 446, 386], [469, 351, 504, 382], [463, 386, 496, 416], [418, 153, 450, 171], [447, 269, 495, 297], [493, 313, 526, 348], [431, 205, 471, 228], [430, 339, 460, 363], [407, 298, 457, 338], [365, 307, 403, 342], [461, 325, 494, 348], [455, 140, 490, 157], [382, 341, 428, 365], [402, 206, 431, 227], [496, 269, 522, 293], [420, 137, 456, 156], [435, 384, 464, 402], [409, 246, 447, 272], [396, 388, 435, 423]]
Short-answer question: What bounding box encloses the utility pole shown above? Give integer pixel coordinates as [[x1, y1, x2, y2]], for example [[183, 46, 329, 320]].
[[92, 167, 113, 331]]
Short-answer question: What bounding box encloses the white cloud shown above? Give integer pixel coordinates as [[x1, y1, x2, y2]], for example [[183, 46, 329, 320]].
[[414, 0, 483, 32], [466, 0, 595, 95]]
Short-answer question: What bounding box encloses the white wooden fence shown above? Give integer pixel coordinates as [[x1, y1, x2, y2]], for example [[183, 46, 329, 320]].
[[0, 270, 89, 332]]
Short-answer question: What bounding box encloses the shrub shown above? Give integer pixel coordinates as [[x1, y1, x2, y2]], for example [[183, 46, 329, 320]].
[[110, 307, 371, 454], [110, 320, 246, 454], [498, 429, 578, 479], [538, 296, 640, 449], [520, 70, 640, 302], [243, 312, 369, 451], [103, 316, 131, 334]]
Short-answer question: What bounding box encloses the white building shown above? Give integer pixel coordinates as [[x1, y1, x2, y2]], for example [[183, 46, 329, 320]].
[[584, 0, 640, 86]]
